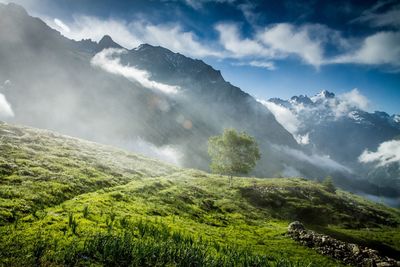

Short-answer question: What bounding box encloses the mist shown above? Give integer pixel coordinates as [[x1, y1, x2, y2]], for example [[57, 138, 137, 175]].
[[1, 2, 399, 205]]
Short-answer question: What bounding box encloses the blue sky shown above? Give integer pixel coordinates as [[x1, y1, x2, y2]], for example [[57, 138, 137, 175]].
[[3, 0, 400, 114]]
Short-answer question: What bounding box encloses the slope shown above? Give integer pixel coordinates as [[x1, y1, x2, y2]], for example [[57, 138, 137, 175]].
[[1, 122, 400, 266]]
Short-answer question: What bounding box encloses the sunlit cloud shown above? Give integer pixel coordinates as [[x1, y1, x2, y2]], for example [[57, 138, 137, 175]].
[[331, 31, 400, 68], [257, 23, 327, 67], [0, 93, 14, 119], [359, 140, 400, 167], [124, 138, 183, 166], [54, 18, 70, 33], [35, 9, 400, 72], [46, 15, 221, 58], [91, 48, 180, 94], [215, 23, 276, 58]]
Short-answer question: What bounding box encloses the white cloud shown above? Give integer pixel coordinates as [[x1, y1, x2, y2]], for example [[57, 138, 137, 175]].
[[258, 99, 310, 145], [295, 133, 310, 145], [215, 23, 276, 58], [258, 100, 300, 134], [91, 48, 180, 94], [248, 60, 275, 70], [17, 2, 400, 70], [54, 18, 70, 33], [45, 15, 221, 58], [45, 15, 140, 49], [132, 22, 222, 57], [232, 60, 275, 70], [257, 23, 326, 67], [333, 89, 370, 117], [215, 21, 400, 70], [273, 145, 352, 173], [331, 31, 400, 67], [359, 140, 400, 167], [0, 93, 14, 118], [339, 89, 370, 110], [124, 138, 182, 166], [354, 2, 400, 28]]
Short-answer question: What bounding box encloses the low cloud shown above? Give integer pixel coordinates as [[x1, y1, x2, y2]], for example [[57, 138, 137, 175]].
[[0, 93, 14, 118], [282, 164, 303, 177], [333, 89, 370, 117], [54, 18, 70, 33], [258, 100, 300, 134], [274, 145, 352, 173], [91, 48, 180, 94], [359, 140, 400, 167], [125, 138, 182, 166], [258, 99, 309, 145]]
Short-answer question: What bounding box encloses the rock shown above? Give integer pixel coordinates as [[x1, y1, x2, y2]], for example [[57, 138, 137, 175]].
[[349, 244, 360, 255], [288, 221, 305, 232], [287, 222, 399, 267], [377, 262, 395, 267]]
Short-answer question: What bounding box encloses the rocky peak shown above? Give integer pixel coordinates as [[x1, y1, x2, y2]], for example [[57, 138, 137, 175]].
[[318, 90, 335, 99], [311, 90, 335, 104], [290, 95, 314, 106], [97, 35, 123, 51]]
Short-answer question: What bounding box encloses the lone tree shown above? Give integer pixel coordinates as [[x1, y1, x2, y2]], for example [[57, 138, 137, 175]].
[[208, 128, 261, 186], [322, 176, 336, 193]]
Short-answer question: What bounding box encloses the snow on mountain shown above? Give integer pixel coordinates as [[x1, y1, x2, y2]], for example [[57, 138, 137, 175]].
[[263, 89, 400, 196]]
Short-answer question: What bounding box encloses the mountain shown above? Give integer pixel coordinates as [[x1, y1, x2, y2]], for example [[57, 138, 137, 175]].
[[1, 122, 400, 266], [266, 90, 400, 198], [0, 3, 316, 178], [0, 3, 397, 201]]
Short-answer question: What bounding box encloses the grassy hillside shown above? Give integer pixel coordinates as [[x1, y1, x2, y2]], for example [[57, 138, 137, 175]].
[[1, 122, 399, 266]]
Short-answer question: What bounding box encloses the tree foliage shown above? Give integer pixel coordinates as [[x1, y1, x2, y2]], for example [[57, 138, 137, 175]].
[[208, 129, 261, 177], [322, 176, 336, 194]]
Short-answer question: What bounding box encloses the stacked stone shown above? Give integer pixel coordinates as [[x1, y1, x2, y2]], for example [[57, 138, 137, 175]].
[[287, 221, 400, 267]]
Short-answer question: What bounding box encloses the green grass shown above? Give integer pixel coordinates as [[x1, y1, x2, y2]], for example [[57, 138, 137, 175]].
[[1, 122, 400, 266], [0, 122, 177, 224]]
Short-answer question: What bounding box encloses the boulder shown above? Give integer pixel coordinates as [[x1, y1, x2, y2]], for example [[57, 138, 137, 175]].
[[288, 221, 305, 232]]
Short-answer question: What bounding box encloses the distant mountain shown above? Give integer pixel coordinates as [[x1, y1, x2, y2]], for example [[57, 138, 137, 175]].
[[266, 90, 400, 197], [0, 3, 397, 201]]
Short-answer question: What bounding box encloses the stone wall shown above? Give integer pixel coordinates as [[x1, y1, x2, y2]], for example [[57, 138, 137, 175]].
[[287, 221, 400, 267]]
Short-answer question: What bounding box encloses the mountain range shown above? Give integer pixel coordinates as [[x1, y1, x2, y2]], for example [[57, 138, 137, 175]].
[[0, 2, 399, 204], [265, 90, 400, 200]]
